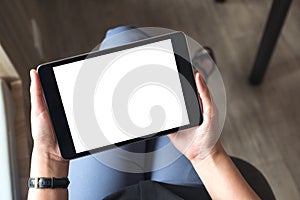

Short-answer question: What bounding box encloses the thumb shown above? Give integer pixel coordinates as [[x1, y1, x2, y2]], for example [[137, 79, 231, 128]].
[[30, 69, 48, 115], [195, 72, 212, 118]]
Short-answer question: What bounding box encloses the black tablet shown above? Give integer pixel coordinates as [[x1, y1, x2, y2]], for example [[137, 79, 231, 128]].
[[38, 32, 202, 159]]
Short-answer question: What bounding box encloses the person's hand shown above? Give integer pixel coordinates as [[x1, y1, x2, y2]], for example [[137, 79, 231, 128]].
[[29, 69, 69, 177], [170, 72, 260, 200], [28, 69, 69, 200], [168, 72, 221, 163]]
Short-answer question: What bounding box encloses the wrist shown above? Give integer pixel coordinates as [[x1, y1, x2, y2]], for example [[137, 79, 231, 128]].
[[30, 147, 69, 177], [190, 141, 227, 168]]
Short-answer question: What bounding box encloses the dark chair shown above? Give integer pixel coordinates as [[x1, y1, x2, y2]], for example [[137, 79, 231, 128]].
[[232, 157, 276, 199], [157, 157, 275, 200]]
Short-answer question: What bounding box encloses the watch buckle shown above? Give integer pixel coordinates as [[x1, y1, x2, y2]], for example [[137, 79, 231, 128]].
[[35, 177, 39, 189]]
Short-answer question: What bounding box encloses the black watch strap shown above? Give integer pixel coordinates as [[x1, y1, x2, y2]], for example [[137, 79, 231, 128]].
[[28, 177, 70, 189]]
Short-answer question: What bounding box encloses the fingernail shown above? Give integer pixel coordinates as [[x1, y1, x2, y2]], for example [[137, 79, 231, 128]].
[[30, 69, 34, 80], [200, 74, 207, 86]]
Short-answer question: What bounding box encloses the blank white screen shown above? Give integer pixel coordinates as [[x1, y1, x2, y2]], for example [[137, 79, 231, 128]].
[[53, 39, 189, 153]]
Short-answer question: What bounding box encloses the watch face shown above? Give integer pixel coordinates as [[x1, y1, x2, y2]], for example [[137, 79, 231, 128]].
[[38, 178, 52, 188]]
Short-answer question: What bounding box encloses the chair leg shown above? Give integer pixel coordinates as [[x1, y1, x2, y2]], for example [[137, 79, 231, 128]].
[[214, 0, 226, 3]]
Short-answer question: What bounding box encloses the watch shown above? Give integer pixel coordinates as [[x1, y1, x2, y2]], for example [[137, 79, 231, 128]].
[[28, 177, 70, 189]]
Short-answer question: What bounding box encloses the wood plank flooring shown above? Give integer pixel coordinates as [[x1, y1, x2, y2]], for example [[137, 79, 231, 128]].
[[1, 0, 299, 199]]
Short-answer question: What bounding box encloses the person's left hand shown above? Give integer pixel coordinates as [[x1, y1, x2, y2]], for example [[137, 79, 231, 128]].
[[29, 69, 69, 177]]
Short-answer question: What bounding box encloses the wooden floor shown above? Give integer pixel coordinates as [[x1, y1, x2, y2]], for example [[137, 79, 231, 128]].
[[1, 0, 300, 199]]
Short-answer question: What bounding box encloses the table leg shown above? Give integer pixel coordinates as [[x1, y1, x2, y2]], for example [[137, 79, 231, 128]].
[[249, 0, 292, 85]]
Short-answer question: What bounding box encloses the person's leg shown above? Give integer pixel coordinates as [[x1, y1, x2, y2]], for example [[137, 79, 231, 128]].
[[70, 26, 203, 199], [148, 135, 203, 187], [69, 25, 150, 200], [100, 25, 150, 50], [100, 25, 203, 187], [69, 142, 146, 200]]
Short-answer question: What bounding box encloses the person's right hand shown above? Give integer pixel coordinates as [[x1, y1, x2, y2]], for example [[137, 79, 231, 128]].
[[170, 72, 260, 200], [168, 72, 221, 163]]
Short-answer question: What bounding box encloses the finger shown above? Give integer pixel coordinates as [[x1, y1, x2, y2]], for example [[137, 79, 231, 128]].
[[195, 72, 212, 118], [167, 133, 175, 141], [30, 69, 47, 114]]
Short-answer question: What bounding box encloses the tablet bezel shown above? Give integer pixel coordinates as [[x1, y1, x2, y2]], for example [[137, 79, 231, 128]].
[[38, 32, 202, 159]]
